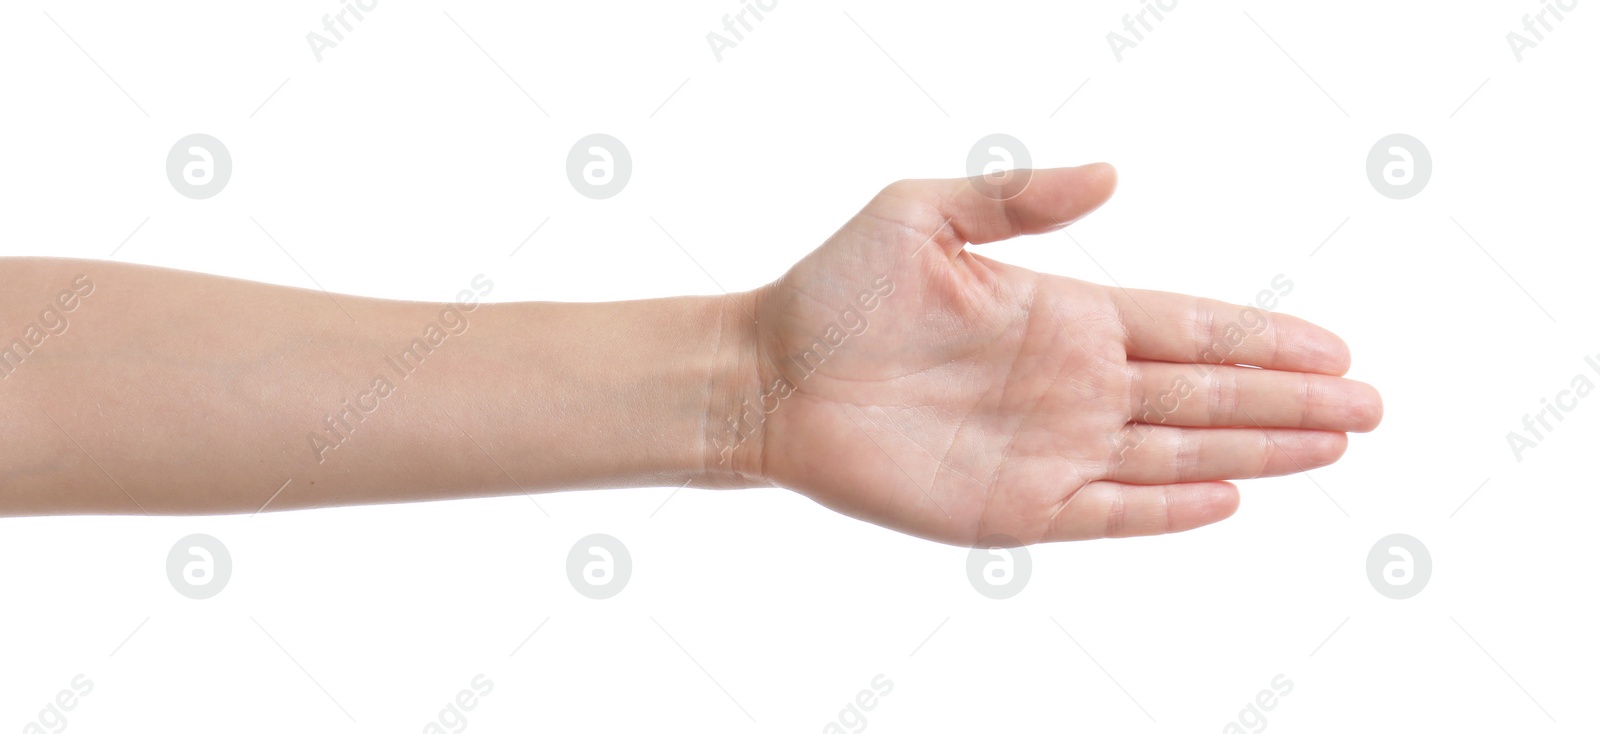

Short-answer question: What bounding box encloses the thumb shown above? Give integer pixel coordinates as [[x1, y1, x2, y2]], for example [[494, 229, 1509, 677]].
[[882, 163, 1118, 250]]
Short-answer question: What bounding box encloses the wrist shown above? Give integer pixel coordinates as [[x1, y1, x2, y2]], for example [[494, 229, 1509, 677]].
[[697, 290, 771, 488]]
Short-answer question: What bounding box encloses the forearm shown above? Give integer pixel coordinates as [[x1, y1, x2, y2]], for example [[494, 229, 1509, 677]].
[[0, 257, 761, 516]]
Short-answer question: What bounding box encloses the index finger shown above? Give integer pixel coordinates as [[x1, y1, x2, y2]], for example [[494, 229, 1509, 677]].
[[1109, 288, 1352, 375]]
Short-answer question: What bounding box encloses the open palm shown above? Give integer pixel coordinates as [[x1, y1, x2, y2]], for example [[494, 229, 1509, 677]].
[[746, 165, 1381, 546]]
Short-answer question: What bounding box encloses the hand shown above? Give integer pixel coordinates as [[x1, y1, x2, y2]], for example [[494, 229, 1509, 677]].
[[736, 165, 1382, 546]]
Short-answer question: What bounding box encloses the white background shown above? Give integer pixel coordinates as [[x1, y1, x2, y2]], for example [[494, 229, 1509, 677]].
[[2, 1, 1596, 731]]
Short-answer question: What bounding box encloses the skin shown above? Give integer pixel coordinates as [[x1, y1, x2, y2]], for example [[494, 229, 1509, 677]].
[[0, 165, 1380, 546]]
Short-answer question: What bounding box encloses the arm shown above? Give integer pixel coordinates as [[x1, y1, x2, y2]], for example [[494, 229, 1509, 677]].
[[1, 166, 1382, 545], [0, 259, 758, 514]]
